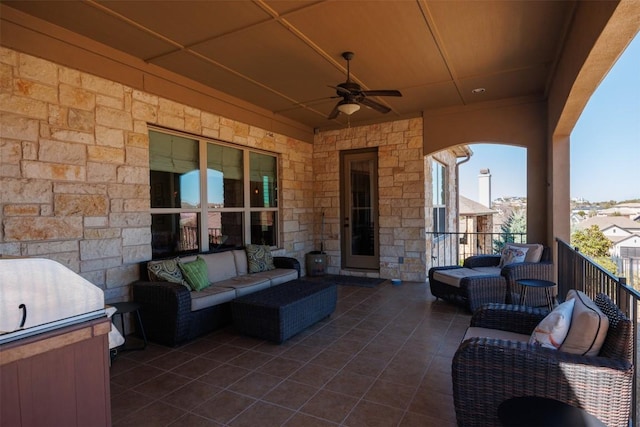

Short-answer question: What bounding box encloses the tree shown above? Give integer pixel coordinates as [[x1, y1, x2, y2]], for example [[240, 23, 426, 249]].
[[570, 225, 617, 274], [493, 209, 527, 252]]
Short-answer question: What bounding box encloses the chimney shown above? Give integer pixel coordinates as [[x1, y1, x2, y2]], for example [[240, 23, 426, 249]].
[[478, 168, 492, 208]]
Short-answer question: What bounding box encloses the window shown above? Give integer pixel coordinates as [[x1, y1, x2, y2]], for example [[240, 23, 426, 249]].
[[432, 160, 447, 234], [149, 129, 278, 258]]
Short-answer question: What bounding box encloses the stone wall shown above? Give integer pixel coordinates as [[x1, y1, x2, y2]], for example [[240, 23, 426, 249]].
[[0, 47, 314, 302]]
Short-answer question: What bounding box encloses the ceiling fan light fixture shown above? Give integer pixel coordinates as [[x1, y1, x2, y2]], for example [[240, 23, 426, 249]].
[[337, 101, 360, 115]]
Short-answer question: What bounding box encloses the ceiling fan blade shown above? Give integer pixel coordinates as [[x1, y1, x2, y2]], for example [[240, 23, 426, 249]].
[[361, 89, 402, 97], [359, 97, 391, 114], [327, 102, 341, 119]]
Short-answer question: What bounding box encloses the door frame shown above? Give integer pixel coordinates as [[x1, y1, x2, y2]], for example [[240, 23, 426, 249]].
[[340, 148, 379, 270]]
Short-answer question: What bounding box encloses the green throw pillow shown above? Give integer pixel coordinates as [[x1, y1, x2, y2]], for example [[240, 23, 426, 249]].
[[245, 244, 275, 273], [179, 256, 210, 291]]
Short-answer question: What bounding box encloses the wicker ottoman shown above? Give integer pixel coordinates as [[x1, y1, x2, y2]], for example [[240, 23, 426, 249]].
[[231, 279, 337, 343]]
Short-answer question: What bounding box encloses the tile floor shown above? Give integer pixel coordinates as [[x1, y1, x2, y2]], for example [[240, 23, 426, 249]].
[[110, 281, 471, 426]]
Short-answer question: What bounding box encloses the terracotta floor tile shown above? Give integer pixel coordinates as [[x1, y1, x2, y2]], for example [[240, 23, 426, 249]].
[[198, 363, 252, 388], [113, 400, 186, 427], [257, 356, 305, 378], [288, 363, 338, 388], [344, 400, 405, 427], [300, 389, 358, 423], [228, 401, 295, 427], [282, 413, 339, 427], [227, 371, 282, 398], [111, 363, 165, 389], [110, 389, 155, 423], [226, 349, 275, 370], [168, 412, 223, 426], [262, 379, 319, 410], [132, 371, 193, 399], [160, 380, 223, 410], [191, 390, 256, 424], [170, 356, 221, 379], [323, 370, 376, 398], [148, 350, 196, 370], [363, 379, 416, 410]]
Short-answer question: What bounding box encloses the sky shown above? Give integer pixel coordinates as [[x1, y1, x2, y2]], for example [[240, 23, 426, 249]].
[[460, 32, 640, 204]]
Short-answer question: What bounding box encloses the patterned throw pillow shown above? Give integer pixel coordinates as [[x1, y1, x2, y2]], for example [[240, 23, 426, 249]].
[[178, 256, 210, 291], [147, 257, 189, 288], [245, 244, 275, 273], [529, 298, 575, 349], [499, 245, 529, 268]]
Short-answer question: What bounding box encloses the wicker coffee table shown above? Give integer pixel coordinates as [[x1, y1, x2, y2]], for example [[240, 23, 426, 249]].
[[231, 279, 337, 343]]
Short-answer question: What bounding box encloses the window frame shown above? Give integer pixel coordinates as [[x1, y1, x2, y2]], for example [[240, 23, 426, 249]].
[[148, 127, 279, 256], [431, 159, 447, 236]]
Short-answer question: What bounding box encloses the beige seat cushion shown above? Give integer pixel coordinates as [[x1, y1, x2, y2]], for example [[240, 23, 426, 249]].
[[190, 285, 237, 311], [433, 268, 494, 288], [463, 327, 530, 343], [252, 268, 299, 286], [559, 290, 609, 356], [471, 266, 502, 276]]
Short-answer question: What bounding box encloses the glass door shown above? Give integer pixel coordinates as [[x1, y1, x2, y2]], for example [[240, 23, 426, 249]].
[[341, 150, 379, 270]]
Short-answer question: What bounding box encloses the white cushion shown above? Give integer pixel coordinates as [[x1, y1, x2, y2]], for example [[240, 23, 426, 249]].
[[432, 268, 492, 288], [529, 299, 575, 349], [560, 290, 609, 356], [505, 243, 544, 263], [499, 245, 529, 268], [463, 327, 530, 343]]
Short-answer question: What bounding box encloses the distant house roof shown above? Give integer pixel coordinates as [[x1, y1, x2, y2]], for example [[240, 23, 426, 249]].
[[576, 216, 640, 231], [597, 202, 640, 217], [459, 196, 497, 216]]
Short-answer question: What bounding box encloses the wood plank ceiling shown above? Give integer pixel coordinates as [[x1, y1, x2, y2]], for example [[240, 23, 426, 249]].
[[3, 0, 576, 131]]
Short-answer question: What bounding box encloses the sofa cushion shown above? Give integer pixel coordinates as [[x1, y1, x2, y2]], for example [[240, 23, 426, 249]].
[[232, 249, 249, 275], [505, 243, 544, 263], [463, 327, 530, 343], [246, 244, 275, 273], [190, 285, 237, 311], [195, 251, 238, 284], [498, 245, 529, 268], [226, 276, 272, 297], [560, 290, 609, 356], [147, 257, 189, 288], [432, 268, 495, 288], [529, 298, 575, 349], [179, 256, 210, 291], [252, 268, 299, 286]]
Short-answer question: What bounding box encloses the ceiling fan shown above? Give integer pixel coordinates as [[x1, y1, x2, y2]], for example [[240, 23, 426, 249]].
[[328, 51, 402, 119]]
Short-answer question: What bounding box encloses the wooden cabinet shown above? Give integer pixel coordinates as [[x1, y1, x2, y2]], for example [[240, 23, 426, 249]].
[[0, 317, 111, 427]]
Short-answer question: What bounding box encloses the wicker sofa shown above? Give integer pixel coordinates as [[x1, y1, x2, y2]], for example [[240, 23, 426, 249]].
[[132, 248, 300, 346], [452, 293, 633, 427], [429, 244, 553, 312]]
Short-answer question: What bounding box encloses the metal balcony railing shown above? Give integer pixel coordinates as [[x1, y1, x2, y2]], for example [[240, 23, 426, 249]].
[[426, 231, 526, 267], [557, 239, 639, 426]]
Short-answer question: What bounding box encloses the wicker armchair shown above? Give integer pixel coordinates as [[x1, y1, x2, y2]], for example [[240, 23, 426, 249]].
[[452, 294, 634, 427], [429, 246, 553, 312]]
